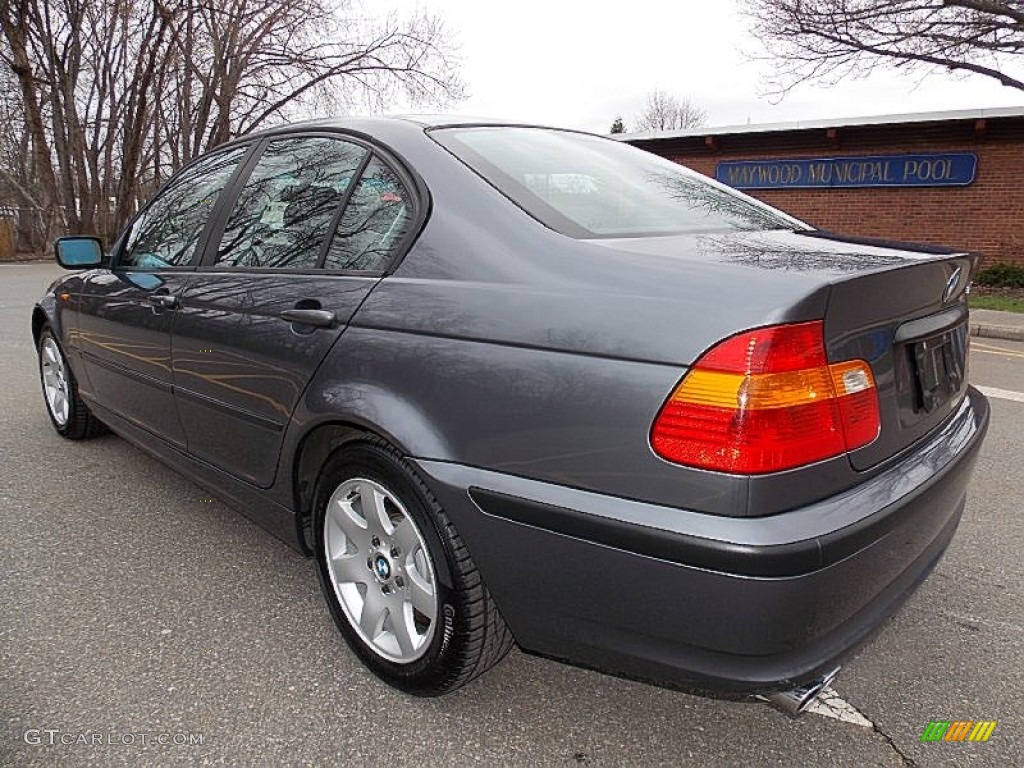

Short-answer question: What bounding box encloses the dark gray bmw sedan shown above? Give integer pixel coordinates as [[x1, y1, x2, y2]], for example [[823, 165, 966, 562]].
[[34, 117, 989, 714]]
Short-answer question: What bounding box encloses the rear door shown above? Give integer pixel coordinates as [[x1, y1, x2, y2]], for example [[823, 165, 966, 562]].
[[172, 134, 416, 486], [77, 144, 251, 445]]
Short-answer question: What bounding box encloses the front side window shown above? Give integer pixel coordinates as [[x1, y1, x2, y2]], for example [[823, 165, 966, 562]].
[[432, 127, 800, 238], [215, 137, 367, 270], [323, 157, 412, 272], [121, 145, 248, 269]]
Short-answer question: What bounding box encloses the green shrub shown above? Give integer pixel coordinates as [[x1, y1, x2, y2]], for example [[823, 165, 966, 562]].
[[975, 263, 1024, 288]]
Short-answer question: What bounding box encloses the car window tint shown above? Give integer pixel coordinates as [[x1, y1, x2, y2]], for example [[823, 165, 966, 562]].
[[121, 146, 248, 269], [324, 157, 411, 272], [215, 137, 367, 270], [432, 127, 799, 239]]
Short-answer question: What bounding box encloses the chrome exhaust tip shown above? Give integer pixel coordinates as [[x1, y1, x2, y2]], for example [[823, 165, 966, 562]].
[[760, 666, 840, 717]]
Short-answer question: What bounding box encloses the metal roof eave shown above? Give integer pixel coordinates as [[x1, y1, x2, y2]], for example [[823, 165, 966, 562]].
[[617, 105, 1024, 143]]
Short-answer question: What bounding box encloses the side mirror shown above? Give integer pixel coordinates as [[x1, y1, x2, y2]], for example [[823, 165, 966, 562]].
[[54, 236, 104, 269]]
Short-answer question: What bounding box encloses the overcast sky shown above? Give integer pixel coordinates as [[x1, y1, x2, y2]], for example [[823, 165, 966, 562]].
[[381, 0, 1024, 132]]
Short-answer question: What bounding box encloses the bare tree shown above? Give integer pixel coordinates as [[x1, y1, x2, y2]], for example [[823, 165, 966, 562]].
[[633, 90, 707, 132], [0, 0, 463, 247], [741, 0, 1024, 96], [0, 62, 50, 250], [156, 2, 463, 170]]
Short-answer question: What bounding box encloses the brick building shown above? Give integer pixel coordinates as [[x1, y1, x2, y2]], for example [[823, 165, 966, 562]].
[[624, 107, 1024, 266]]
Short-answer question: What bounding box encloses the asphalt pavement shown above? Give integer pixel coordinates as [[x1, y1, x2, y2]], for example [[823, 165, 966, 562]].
[[2, 263, 1022, 767]]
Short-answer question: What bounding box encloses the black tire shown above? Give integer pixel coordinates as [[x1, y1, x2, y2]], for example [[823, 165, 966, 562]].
[[312, 439, 514, 695], [37, 327, 107, 440]]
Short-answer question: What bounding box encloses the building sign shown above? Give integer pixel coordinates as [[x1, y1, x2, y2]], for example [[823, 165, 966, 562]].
[[716, 152, 978, 190]]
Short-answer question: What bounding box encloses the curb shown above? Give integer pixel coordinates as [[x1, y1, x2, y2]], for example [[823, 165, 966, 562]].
[[970, 323, 1024, 342]]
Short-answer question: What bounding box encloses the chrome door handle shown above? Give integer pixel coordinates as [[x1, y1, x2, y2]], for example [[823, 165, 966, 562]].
[[279, 308, 336, 328], [149, 294, 179, 309]]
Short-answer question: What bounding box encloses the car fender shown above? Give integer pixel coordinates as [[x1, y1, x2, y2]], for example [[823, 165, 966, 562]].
[[277, 333, 455, 539], [32, 295, 59, 345], [279, 354, 457, 564], [32, 271, 88, 348], [290, 378, 454, 462]]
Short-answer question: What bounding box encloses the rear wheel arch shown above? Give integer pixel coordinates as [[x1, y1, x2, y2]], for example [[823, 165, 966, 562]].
[[296, 426, 460, 589], [289, 389, 456, 553], [293, 420, 434, 555], [294, 422, 370, 552]]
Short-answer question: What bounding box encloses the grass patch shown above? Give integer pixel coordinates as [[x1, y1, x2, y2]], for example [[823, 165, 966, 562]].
[[970, 294, 1024, 313]]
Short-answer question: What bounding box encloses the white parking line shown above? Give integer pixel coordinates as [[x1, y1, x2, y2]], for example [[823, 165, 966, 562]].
[[972, 342, 1024, 359], [976, 385, 1024, 404], [805, 687, 874, 728]]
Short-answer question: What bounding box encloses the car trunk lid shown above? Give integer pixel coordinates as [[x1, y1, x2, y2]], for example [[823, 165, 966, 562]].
[[821, 244, 976, 471], [587, 228, 977, 474]]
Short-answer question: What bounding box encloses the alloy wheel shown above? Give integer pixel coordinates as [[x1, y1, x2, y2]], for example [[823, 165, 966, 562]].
[[40, 337, 70, 427], [323, 477, 438, 663]]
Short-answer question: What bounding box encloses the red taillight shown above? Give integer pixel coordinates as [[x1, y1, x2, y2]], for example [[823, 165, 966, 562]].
[[650, 321, 880, 474]]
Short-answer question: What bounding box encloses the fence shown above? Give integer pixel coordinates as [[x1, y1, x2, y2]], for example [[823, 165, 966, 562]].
[[0, 206, 52, 260]]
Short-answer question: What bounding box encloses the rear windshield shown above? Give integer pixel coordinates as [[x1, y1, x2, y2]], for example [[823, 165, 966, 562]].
[[432, 127, 799, 238]]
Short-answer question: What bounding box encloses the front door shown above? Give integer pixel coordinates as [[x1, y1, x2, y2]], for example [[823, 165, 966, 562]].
[[171, 136, 415, 487], [77, 144, 251, 446]]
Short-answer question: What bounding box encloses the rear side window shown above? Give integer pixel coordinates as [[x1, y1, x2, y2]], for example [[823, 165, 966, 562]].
[[215, 137, 367, 269], [121, 145, 248, 269], [324, 157, 412, 272], [432, 127, 797, 238]]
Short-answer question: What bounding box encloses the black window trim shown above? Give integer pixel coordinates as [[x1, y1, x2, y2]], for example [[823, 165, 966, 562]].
[[109, 140, 261, 272], [315, 149, 373, 270], [193, 129, 429, 277]]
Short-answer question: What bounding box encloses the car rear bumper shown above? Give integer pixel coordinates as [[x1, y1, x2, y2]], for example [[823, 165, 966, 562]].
[[412, 386, 989, 694]]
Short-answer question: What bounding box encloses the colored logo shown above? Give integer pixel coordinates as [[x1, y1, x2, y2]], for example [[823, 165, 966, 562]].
[[920, 720, 996, 742]]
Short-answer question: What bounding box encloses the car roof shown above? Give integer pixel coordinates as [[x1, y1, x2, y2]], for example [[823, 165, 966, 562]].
[[244, 114, 569, 139]]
